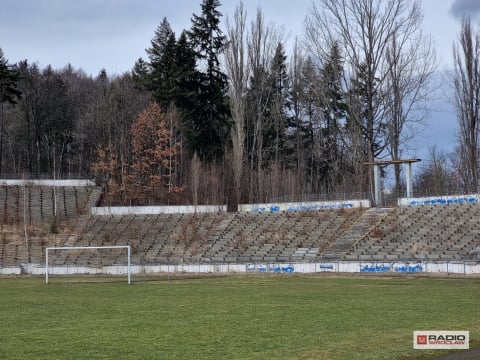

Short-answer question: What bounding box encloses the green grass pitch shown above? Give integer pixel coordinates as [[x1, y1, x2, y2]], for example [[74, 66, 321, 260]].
[[0, 274, 478, 359]]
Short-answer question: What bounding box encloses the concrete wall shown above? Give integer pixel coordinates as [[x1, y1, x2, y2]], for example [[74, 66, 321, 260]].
[[398, 194, 480, 206], [17, 260, 480, 277], [91, 199, 369, 215], [91, 205, 227, 215], [0, 179, 96, 187], [238, 199, 370, 213]]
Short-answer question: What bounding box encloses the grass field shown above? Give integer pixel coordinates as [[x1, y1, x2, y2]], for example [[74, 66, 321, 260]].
[[0, 274, 478, 360]]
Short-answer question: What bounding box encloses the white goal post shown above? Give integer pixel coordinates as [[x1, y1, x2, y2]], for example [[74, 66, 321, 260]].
[[45, 246, 131, 285]]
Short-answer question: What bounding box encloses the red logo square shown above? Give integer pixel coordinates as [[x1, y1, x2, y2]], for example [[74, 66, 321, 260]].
[[417, 335, 427, 345]]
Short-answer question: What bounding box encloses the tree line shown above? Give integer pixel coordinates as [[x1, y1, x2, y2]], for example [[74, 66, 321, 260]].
[[0, 0, 477, 207]]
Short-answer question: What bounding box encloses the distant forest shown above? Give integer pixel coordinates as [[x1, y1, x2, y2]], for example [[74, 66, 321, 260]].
[[0, 0, 479, 207]]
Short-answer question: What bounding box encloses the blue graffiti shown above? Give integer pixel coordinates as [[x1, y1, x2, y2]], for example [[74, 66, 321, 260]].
[[246, 264, 255, 271], [269, 264, 281, 273], [409, 264, 423, 272], [281, 264, 294, 273], [320, 264, 334, 270], [394, 264, 423, 273], [409, 197, 477, 206], [286, 203, 353, 211], [245, 263, 294, 273], [257, 264, 268, 272], [360, 264, 391, 273], [249, 202, 355, 212]]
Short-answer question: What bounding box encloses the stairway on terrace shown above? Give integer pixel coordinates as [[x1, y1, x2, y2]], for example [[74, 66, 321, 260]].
[[322, 208, 393, 260]]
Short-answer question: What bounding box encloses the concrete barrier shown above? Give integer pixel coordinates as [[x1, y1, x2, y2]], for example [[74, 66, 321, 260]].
[[91, 205, 227, 215], [399, 194, 480, 206], [0, 267, 21, 275], [18, 260, 480, 277], [238, 199, 370, 213], [0, 179, 95, 187]]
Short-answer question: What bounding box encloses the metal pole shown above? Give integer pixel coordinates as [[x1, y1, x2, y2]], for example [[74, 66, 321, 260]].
[[406, 162, 413, 198], [373, 164, 382, 206], [45, 248, 49, 284], [127, 246, 131, 285]]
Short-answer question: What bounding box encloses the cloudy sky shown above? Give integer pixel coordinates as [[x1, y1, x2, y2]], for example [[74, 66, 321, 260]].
[[1, 0, 474, 75], [1, 0, 480, 163]]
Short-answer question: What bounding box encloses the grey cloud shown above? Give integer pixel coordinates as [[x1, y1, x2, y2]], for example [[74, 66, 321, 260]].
[[450, 0, 480, 19]]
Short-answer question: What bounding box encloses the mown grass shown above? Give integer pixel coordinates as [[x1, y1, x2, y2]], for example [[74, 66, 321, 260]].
[[0, 274, 478, 359]]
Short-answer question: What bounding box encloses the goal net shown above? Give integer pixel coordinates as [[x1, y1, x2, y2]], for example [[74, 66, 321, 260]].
[[45, 246, 131, 284]]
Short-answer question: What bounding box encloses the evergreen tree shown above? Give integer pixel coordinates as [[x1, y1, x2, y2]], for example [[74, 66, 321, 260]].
[[0, 48, 21, 173], [348, 62, 384, 161], [296, 56, 323, 189], [149, 32, 178, 110], [146, 17, 174, 65], [321, 42, 347, 132], [187, 0, 230, 161], [318, 42, 348, 191], [145, 18, 178, 110], [264, 42, 289, 166], [0, 49, 21, 105], [245, 64, 269, 169], [131, 57, 149, 89], [173, 31, 201, 143]]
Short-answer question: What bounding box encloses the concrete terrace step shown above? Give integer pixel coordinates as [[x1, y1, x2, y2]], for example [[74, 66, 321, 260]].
[[325, 208, 393, 259]]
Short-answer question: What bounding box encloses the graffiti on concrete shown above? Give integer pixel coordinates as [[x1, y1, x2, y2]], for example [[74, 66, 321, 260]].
[[408, 196, 478, 206], [246, 263, 294, 273], [359, 263, 424, 273], [319, 264, 334, 270], [394, 264, 423, 273], [360, 264, 391, 273], [250, 203, 354, 213]]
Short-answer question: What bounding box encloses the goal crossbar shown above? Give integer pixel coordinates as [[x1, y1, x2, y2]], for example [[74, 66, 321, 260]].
[[45, 246, 131, 285]]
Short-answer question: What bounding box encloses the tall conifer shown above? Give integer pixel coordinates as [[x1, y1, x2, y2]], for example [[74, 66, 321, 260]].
[[187, 0, 230, 161]]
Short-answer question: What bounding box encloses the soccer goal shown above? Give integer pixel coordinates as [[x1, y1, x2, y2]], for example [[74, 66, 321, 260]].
[[45, 246, 131, 284]]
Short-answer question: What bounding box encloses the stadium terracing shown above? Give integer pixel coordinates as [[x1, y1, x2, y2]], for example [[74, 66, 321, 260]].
[[1, 180, 479, 275]]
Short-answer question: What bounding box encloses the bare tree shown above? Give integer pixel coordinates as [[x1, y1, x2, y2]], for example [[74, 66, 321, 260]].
[[246, 7, 284, 201], [288, 38, 305, 178], [225, 2, 249, 207], [305, 0, 432, 201], [383, 2, 437, 194], [415, 146, 453, 196], [452, 17, 480, 193]]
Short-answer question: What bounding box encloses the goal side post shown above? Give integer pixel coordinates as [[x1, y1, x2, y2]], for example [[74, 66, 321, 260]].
[[45, 245, 131, 285]]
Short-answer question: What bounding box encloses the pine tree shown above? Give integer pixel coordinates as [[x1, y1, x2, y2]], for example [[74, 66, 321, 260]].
[[0, 49, 21, 105], [321, 42, 347, 131], [348, 62, 384, 160], [132, 57, 149, 89], [318, 42, 348, 191], [146, 17, 174, 65], [173, 31, 201, 144], [149, 32, 178, 110], [187, 0, 230, 161], [264, 42, 289, 166], [0, 48, 21, 173]]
